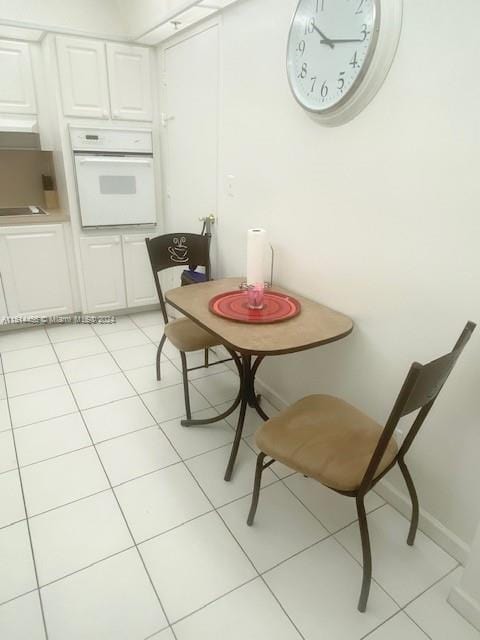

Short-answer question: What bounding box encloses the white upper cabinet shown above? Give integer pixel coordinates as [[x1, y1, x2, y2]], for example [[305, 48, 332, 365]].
[[107, 44, 153, 122], [0, 40, 37, 114], [123, 235, 157, 308], [56, 37, 110, 119]]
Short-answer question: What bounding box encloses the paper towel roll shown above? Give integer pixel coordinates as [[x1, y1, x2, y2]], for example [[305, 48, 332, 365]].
[[247, 228, 267, 286]]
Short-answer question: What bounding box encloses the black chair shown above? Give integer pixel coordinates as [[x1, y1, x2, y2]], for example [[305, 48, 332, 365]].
[[145, 233, 233, 420], [247, 321, 476, 612]]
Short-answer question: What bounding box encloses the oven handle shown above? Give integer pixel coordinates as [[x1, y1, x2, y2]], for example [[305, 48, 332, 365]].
[[78, 157, 152, 165]]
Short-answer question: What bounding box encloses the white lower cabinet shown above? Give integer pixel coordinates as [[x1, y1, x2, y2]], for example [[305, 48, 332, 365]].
[[0, 276, 7, 320], [79, 235, 126, 313], [79, 233, 157, 313], [0, 225, 74, 317], [122, 234, 157, 308]]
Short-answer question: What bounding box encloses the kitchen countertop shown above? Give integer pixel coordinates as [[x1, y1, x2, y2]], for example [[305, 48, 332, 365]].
[[0, 208, 70, 226]]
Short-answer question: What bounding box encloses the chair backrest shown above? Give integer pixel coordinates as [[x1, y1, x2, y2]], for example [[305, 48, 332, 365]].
[[359, 321, 476, 493], [145, 233, 211, 323]]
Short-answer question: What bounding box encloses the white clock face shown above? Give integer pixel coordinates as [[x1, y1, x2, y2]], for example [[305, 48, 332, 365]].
[[287, 0, 379, 113]]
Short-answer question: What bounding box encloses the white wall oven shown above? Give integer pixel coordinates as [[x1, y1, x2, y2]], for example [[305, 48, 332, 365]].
[[71, 126, 157, 227]]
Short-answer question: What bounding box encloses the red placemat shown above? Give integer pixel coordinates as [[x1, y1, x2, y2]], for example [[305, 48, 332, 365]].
[[209, 290, 301, 324]]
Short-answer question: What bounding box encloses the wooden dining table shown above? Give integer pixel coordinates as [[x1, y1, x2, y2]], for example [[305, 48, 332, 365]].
[[166, 277, 353, 481]]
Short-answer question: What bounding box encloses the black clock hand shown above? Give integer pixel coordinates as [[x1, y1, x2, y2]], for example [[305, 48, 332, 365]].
[[312, 24, 335, 49]]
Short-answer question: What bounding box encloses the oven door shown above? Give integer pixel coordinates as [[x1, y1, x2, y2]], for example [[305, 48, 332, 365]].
[[74, 154, 157, 227]]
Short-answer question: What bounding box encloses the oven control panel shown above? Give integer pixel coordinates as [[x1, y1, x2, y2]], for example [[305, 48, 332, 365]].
[[70, 126, 153, 154]]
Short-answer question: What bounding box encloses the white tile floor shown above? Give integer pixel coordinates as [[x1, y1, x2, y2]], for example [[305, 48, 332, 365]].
[[0, 310, 478, 640]]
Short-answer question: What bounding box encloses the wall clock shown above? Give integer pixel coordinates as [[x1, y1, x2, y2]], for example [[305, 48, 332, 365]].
[[286, 0, 403, 126]]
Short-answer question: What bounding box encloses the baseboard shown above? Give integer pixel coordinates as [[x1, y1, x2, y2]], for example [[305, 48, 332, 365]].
[[375, 478, 470, 564], [255, 373, 470, 565], [254, 376, 289, 412], [448, 586, 480, 631]]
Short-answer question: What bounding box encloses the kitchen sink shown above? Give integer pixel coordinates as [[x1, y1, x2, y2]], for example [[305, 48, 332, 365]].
[[0, 206, 47, 217]]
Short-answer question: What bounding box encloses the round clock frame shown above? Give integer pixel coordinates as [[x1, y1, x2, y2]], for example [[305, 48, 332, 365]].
[[286, 0, 403, 126]]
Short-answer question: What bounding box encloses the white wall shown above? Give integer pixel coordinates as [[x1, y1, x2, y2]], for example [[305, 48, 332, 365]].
[[213, 0, 480, 548], [0, 0, 126, 38]]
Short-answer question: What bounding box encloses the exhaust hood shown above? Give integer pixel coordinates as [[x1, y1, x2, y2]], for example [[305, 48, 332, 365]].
[[0, 118, 40, 150]]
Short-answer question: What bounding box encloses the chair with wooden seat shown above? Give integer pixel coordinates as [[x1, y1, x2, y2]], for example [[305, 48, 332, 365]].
[[145, 233, 236, 420], [246, 321, 476, 612]]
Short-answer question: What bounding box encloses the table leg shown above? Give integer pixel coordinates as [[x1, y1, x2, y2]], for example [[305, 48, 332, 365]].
[[181, 348, 244, 427], [224, 354, 270, 481]]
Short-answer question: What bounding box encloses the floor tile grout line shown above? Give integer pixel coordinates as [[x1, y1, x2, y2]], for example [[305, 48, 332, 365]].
[[132, 359, 308, 639], [0, 515, 27, 533], [37, 544, 137, 591], [118, 332, 304, 638], [76, 330, 177, 634], [400, 611, 434, 640], [5, 346, 226, 429], [2, 351, 170, 377], [143, 626, 173, 640], [42, 333, 174, 630], [7, 435, 269, 525], [400, 563, 461, 611], [0, 586, 39, 610], [168, 575, 260, 628], [359, 610, 420, 640], [2, 367, 50, 639], [0, 317, 163, 356], [16, 487, 113, 522]]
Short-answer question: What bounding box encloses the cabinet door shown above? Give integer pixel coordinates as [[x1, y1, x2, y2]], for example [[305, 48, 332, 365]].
[[80, 236, 126, 313], [0, 225, 73, 317], [0, 274, 7, 322], [56, 37, 110, 119], [107, 44, 153, 121], [0, 40, 36, 114], [122, 234, 157, 308]]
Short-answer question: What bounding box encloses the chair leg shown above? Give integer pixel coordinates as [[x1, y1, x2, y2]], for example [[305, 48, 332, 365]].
[[247, 453, 266, 526], [180, 351, 192, 421], [204, 348, 209, 368], [356, 494, 372, 613], [156, 335, 167, 381], [398, 458, 419, 546]]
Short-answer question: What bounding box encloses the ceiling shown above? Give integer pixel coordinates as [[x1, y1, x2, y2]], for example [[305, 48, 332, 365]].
[[0, 0, 238, 44]]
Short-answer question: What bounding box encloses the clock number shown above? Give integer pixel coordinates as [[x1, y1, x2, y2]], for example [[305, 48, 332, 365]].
[[298, 63, 308, 79], [305, 17, 315, 35], [337, 72, 345, 91], [349, 51, 360, 69], [315, 0, 325, 11], [320, 81, 328, 98], [355, 0, 365, 15], [297, 40, 306, 55], [361, 23, 370, 41], [310, 76, 317, 94]]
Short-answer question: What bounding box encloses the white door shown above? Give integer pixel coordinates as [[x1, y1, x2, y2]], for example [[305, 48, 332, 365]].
[[56, 37, 110, 119], [107, 44, 153, 122], [161, 24, 219, 240], [123, 235, 158, 308], [0, 40, 36, 114], [79, 235, 126, 312], [0, 225, 74, 316]]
